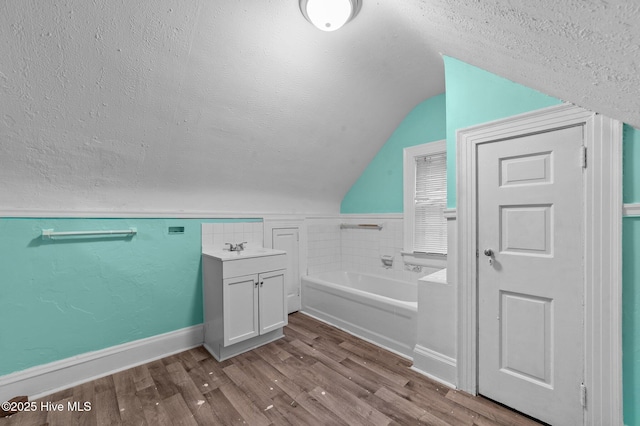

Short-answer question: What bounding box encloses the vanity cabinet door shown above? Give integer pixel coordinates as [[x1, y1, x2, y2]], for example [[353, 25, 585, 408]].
[[223, 274, 259, 346], [258, 270, 288, 334]]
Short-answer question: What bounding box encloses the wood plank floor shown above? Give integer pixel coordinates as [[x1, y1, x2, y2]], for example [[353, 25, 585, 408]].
[[1, 313, 543, 425]]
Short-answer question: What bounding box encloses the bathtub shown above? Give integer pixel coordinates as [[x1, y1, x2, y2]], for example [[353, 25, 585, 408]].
[[301, 270, 418, 359]]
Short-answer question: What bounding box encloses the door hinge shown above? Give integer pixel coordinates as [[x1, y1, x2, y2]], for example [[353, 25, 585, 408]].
[[580, 383, 587, 408], [476, 249, 479, 258], [581, 146, 587, 169]]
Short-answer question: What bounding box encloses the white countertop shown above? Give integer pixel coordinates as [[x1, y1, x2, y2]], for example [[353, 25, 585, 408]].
[[202, 247, 286, 261]]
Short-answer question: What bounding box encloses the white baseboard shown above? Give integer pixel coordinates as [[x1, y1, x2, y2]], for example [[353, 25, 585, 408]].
[[410, 365, 456, 389], [0, 324, 204, 403], [411, 344, 456, 388]]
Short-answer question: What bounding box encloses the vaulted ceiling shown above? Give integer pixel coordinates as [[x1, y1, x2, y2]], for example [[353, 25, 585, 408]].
[[1, 0, 638, 214]]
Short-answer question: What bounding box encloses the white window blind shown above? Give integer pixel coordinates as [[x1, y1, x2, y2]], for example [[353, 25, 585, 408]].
[[414, 152, 447, 255]]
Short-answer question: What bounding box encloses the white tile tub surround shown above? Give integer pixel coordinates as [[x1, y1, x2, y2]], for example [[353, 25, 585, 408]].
[[339, 216, 440, 282], [201, 222, 264, 250], [306, 218, 341, 275], [306, 216, 440, 280]]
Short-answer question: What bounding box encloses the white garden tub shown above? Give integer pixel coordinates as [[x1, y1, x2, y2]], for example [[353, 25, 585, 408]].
[[301, 270, 419, 359]]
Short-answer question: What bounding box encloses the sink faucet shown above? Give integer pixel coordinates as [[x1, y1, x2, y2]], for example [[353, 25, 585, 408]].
[[225, 242, 247, 252]]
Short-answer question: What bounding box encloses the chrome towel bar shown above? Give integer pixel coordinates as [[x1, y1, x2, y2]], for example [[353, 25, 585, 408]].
[[339, 223, 383, 230], [41, 228, 137, 239]]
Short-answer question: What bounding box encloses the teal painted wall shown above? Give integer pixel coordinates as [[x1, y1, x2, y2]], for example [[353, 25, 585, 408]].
[[623, 124, 640, 426], [0, 217, 259, 376], [340, 93, 446, 214], [443, 56, 563, 208], [624, 216, 640, 426], [624, 125, 640, 203]]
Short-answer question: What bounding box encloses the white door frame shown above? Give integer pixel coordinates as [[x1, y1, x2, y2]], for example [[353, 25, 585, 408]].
[[456, 103, 623, 425]]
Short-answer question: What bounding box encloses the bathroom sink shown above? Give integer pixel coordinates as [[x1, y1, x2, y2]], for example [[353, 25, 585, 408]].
[[202, 247, 286, 261]]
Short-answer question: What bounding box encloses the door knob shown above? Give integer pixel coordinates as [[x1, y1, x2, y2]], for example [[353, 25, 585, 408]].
[[484, 248, 494, 266]]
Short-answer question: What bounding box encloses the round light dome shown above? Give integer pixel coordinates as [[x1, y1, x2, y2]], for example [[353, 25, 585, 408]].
[[299, 0, 361, 32]]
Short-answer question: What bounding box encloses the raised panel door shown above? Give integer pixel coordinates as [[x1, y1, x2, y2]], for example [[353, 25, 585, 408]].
[[477, 126, 584, 425], [258, 270, 287, 334], [223, 274, 259, 346]]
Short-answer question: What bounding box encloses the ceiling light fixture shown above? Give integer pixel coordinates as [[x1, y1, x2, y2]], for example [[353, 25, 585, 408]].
[[299, 0, 362, 32]]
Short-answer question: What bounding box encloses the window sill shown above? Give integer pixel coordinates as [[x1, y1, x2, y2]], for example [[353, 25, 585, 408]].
[[401, 251, 447, 269]]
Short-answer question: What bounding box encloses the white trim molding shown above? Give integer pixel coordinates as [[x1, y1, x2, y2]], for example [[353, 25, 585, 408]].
[[338, 213, 403, 220], [0, 210, 342, 219], [445, 209, 457, 285], [456, 103, 623, 425], [623, 203, 640, 217], [0, 325, 203, 403], [0, 209, 271, 219], [411, 345, 456, 389]]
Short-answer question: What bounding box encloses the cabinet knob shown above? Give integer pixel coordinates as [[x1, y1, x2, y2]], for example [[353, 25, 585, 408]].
[[260, 281, 264, 287]]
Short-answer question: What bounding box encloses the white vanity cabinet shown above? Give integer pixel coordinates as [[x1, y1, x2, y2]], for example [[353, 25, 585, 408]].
[[223, 270, 287, 346], [202, 248, 287, 361]]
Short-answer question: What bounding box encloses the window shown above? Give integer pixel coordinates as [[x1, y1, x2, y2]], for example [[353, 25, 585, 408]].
[[403, 140, 447, 266]]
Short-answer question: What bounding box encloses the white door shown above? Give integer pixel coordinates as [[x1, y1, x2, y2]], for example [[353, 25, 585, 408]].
[[272, 228, 301, 313], [477, 126, 584, 425], [258, 270, 288, 334]]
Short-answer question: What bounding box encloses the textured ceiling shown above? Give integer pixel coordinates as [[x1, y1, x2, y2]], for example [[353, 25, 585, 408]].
[[406, 0, 640, 127], [1, 0, 638, 214]]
